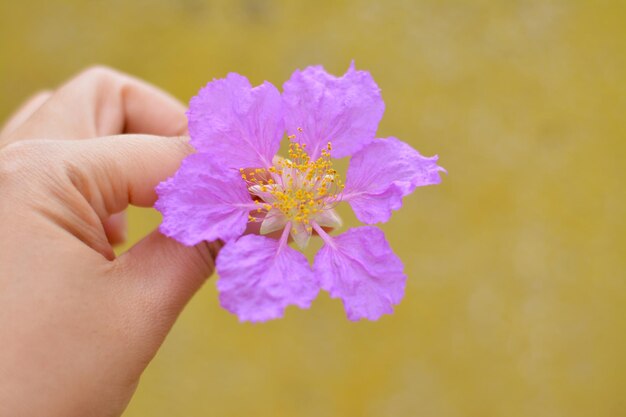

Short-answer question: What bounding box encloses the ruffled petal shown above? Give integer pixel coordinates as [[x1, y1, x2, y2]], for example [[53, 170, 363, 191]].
[[313, 226, 406, 321], [188, 73, 283, 170], [155, 154, 254, 245], [216, 233, 319, 322], [343, 137, 445, 224], [282, 62, 384, 159]]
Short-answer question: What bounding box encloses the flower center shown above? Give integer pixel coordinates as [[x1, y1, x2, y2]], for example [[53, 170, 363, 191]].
[[242, 138, 344, 227]]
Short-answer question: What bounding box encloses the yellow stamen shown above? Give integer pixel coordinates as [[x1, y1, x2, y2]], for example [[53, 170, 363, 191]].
[[243, 133, 343, 226]]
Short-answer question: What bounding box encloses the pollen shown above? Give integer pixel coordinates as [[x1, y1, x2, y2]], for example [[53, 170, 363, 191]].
[[245, 135, 343, 224]]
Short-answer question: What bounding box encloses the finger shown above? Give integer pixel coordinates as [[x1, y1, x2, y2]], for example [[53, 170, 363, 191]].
[[0, 91, 52, 141], [103, 212, 127, 246], [5, 66, 187, 143], [116, 230, 222, 321], [61, 134, 220, 322], [62, 135, 193, 222], [66, 136, 329, 244]]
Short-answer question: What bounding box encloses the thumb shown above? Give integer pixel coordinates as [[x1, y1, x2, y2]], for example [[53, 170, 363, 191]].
[[117, 230, 222, 320]]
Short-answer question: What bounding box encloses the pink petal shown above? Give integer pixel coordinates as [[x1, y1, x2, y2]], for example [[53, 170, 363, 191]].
[[155, 154, 254, 245], [343, 137, 445, 224], [282, 62, 384, 159], [188, 73, 283, 170], [313, 226, 406, 321], [216, 233, 320, 322]]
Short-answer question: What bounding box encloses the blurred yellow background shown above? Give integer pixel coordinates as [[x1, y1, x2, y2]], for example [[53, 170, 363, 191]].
[[1, 1, 625, 416]]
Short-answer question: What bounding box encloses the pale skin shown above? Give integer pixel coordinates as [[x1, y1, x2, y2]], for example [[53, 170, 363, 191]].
[[0, 67, 222, 417]]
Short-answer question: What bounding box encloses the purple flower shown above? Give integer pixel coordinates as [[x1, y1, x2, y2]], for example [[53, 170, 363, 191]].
[[155, 63, 445, 322]]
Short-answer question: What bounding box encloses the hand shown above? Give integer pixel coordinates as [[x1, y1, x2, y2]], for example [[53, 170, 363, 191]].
[[0, 66, 220, 417]]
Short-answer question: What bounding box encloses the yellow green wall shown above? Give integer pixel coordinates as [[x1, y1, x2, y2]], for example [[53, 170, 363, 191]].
[[1, 1, 624, 416]]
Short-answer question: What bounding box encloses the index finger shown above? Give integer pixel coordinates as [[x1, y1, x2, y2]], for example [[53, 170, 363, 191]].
[[3, 66, 187, 144]]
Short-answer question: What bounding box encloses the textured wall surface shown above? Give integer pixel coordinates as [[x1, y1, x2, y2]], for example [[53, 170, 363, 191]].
[[1, 1, 625, 416]]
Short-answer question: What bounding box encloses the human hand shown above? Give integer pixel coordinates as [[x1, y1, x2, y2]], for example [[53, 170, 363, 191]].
[[0, 67, 220, 417]]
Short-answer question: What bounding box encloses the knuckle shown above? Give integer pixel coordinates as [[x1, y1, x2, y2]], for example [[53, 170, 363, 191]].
[[76, 65, 128, 90], [0, 140, 64, 186], [79, 65, 119, 81], [0, 140, 46, 170], [74, 66, 132, 110], [31, 89, 52, 99]]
